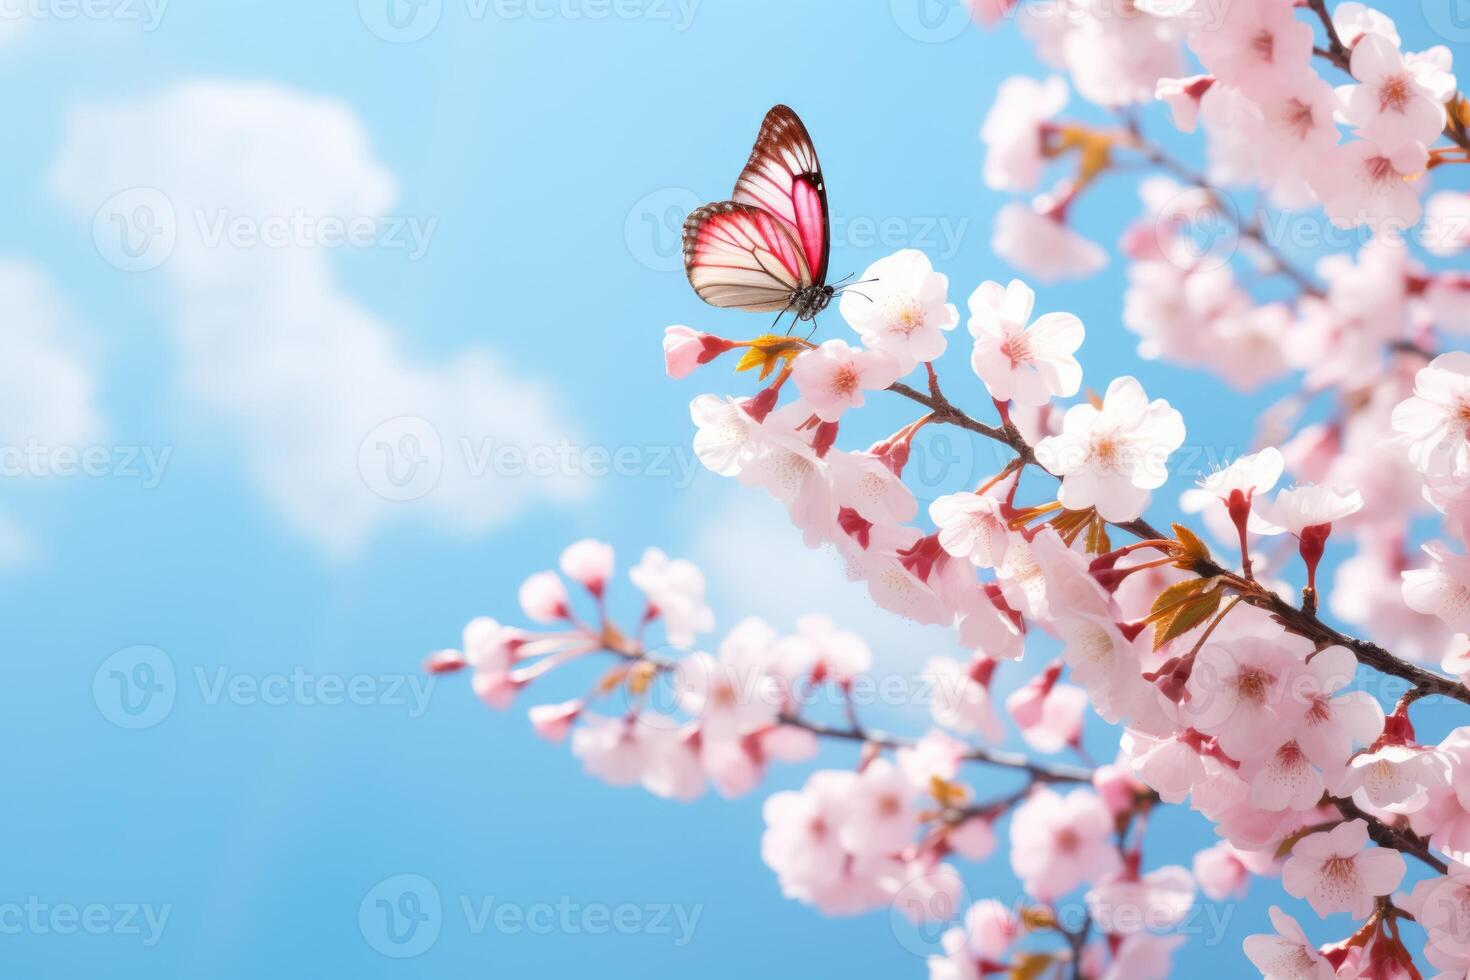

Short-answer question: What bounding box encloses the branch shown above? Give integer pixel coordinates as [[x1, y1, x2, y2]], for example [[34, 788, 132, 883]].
[[1334, 796, 1449, 874], [1116, 113, 1324, 297], [779, 714, 1093, 784], [883, 381, 1470, 707]]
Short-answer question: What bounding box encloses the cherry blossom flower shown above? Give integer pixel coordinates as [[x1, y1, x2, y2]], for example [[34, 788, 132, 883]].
[[1341, 33, 1455, 150], [1034, 375, 1186, 522], [791, 339, 901, 423], [559, 539, 614, 597], [992, 199, 1107, 282], [629, 548, 714, 646], [663, 325, 733, 379], [1403, 541, 1470, 634], [1332, 1, 1399, 47], [1391, 351, 1470, 479], [840, 758, 921, 857], [1010, 787, 1121, 900], [929, 484, 1011, 568], [839, 249, 959, 374], [1192, 841, 1253, 900], [1254, 485, 1364, 592], [762, 769, 853, 906], [1187, 0, 1314, 103], [1337, 741, 1450, 813], [1011, 681, 1087, 753], [690, 394, 762, 476], [769, 614, 873, 687], [924, 656, 1005, 742], [967, 278, 1085, 406], [674, 650, 782, 738], [461, 615, 523, 709], [1155, 74, 1213, 132], [1310, 139, 1427, 231], [1243, 906, 1336, 979], [518, 570, 569, 623], [981, 75, 1069, 191], [1085, 864, 1195, 934], [1184, 633, 1300, 761], [1282, 819, 1406, 918]]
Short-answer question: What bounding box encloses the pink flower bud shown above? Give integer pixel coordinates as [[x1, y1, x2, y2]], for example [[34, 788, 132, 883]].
[[559, 539, 614, 597], [518, 571, 569, 623]]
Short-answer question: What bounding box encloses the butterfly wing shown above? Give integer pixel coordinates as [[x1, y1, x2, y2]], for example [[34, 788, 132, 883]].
[[732, 105, 830, 285], [683, 201, 811, 313]]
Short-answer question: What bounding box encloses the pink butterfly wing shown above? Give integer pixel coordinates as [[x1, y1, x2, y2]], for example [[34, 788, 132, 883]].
[[732, 105, 830, 284], [683, 201, 813, 312]]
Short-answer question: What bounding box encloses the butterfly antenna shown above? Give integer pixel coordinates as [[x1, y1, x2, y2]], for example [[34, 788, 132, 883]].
[[842, 289, 874, 304]]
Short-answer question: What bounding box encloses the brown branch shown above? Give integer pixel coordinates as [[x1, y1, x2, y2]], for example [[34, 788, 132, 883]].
[[883, 381, 1470, 708], [1334, 796, 1448, 874], [779, 714, 1093, 784]]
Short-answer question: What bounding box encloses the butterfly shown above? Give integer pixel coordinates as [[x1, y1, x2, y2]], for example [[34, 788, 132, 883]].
[[682, 105, 840, 327]]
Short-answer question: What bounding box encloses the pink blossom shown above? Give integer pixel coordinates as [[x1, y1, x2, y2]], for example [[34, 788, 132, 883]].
[[1192, 841, 1252, 900], [981, 75, 1069, 191], [924, 656, 1005, 742], [690, 394, 762, 476], [1341, 34, 1454, 150], [967, 278, 1085, 406], [559, 538, 614, 596], [1332, 1, 1399, 47], [1281, 819, 1406, 918], [791, 339, 901, 423], [629, 547, 714, 646], [1403, 541, 1470, 634], [992, 199, 1107, 282], [528, 700, 580, 742], [1310, 139, 1427, 231], [839, 759, 921, 857], [663, 325, 732, 378], [1155, 74, 1213, 132], [929, 486, 1010, 569], [1187, 0, 1314, 103], [1184, 634, 1300, 761], [1243, 906, 1336, 978], [1391, 351, 1470, 479], [960, 899, 1021, 959], [838, 249, 958, 374], [518, 570, 569, 623], [1338, 741, 1450, 813], [1085, 864, 1195, 934], [1255, 484, 1364, 536], [674, 650, 781, 737], [1012, 681, 1087, 754], [1010, 787, 1121, 900], [1034, 375, 1186, 522]]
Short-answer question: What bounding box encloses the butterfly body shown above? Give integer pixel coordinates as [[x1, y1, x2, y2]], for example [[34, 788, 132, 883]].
[[683, 106, 833, 324]]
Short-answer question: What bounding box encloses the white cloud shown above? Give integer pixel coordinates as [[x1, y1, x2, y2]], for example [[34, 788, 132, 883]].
[[0, 259, 104, 570], [49, 81, 587, 555], [0, 259, 102, 449]]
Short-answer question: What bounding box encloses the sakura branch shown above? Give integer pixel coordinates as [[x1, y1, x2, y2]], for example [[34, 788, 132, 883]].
[[430, 1, 1470, 976]]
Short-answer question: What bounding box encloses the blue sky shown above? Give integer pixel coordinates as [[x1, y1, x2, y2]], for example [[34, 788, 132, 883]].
[[0, 1, 1464, 976]]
